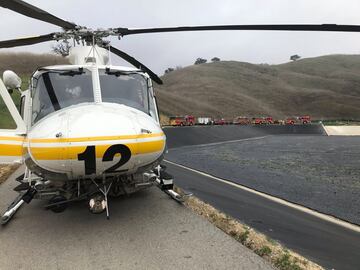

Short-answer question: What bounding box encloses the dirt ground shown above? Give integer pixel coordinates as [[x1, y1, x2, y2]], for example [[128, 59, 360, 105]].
[[0, 164, 20, 185]]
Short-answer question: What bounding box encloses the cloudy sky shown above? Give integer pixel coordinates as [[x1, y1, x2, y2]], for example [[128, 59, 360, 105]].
[[1, 0, 360, 74]]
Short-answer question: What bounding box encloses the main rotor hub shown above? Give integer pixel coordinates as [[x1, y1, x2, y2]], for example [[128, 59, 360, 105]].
[[68, 45, 109, 65], [54, 27, 119, 46]]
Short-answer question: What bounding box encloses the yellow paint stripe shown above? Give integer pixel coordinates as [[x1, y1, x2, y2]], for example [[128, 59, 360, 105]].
[[0, 136, 25, 142], [29, 132, 165, 143], [0, 144, 23, 156], [30, 140, 165, 160]]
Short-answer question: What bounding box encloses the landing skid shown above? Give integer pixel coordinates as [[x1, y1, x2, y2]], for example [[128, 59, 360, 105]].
[[1, 188, 37, 225], [153, 165, 192, 203], [1, 166, 191, 224]]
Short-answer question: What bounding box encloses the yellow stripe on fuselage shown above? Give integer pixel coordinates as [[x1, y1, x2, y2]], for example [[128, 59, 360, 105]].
[[0, 144, 23, 156], [30, 140, 165, 160], [29, 132, 165, 143], [0, 133, 165, 159], [0, 136, 25, 142], [0, 135, 24, 157]]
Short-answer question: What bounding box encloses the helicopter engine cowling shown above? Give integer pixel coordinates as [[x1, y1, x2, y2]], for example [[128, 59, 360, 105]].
[[25, 103, 166, 181]]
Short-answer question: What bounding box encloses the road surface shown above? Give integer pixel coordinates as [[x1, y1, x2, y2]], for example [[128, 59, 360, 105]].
[[0, 166, 273, 270]]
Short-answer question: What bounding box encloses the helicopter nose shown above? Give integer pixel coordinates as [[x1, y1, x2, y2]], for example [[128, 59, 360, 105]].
[[27, 103, 165, 180]]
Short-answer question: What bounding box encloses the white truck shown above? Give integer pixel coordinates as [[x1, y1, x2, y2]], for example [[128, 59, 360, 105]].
[[197, 117, 212, 125]]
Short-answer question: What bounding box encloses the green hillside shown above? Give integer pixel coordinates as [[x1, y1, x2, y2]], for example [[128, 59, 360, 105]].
[[0, 52, 68, 129], [155, 55, 360, 120]]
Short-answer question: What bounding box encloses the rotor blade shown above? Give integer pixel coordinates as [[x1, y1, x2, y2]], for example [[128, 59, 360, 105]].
[[0, 33, 55, 48], [116, 24, 360, 36], [109, 46, 163, 85], [0, 0, 76, 29]]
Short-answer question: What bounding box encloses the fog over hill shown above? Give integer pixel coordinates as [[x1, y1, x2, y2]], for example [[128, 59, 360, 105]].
[[155, 55, 360, 120]]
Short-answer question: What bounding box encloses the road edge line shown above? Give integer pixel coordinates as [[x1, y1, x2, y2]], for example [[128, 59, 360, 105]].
[[164, 160, 360, 233]]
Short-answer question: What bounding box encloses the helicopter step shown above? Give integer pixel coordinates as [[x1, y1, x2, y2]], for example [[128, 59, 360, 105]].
[[153, 165, 192, 203], [1, 188, 37, 225]]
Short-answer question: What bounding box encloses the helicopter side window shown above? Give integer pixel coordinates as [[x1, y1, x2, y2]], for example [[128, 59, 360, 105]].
[[31, 69, 93, 124], [99, 70, 149, 114]]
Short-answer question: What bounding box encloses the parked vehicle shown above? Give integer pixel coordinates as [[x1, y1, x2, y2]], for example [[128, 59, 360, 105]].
[[299, 115, 311, 124], [233, 117, 250, 125], [252, 117, 267, 125], [274, 119, 285, 125], [264, 117, 274, 124], [197, 117, 212, 125], [286, 118, 297, 125], [214, 118, 226, 125], [169, 115, 195, 126], [286, 116, 311, 125]]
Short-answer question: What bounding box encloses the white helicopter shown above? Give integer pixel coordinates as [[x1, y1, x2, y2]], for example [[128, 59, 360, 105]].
[[0, 0, 359, 224]]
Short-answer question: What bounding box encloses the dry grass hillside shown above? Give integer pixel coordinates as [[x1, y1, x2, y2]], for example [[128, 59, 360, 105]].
[[0, 52, 69, 77], [1, 52, 360, 122], [155, 54, 360, 119]]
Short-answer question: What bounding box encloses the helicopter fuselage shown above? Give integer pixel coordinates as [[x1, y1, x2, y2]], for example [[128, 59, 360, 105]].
[[26, 102, 165, 181], [1, 61, 166, 182]]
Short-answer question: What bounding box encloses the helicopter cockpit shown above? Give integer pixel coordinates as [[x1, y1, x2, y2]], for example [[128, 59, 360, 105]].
[[31, 66, 158, 125]]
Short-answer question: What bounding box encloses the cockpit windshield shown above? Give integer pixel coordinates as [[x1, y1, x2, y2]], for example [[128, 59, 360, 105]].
[[99, 69, 150, 114], [31, 68, 93, 123], [31, 67, 158, 124]]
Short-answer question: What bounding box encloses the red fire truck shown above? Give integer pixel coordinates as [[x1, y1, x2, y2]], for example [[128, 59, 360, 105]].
[[264, 117, 274, 124], [252, 117, 267, 125], [299, 115, 311, 124], [286, 116, 311, 125], [169, 115, 195, 126]]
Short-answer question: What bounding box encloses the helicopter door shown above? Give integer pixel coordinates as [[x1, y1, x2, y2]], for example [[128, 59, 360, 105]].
[[0, 79, 26, 164]]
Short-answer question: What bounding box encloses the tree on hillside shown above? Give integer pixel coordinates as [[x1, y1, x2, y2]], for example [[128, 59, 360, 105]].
[[290, 54, 301, 61], [194, 58, 207, 65], [211, 57, 220, 62], [52, 41, 71, 57], [164, 67, 174, 74]]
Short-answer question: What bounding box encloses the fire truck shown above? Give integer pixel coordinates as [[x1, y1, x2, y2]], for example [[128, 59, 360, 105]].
[[264, 117, 274, 124], [299, 115, 311, 124], [169, 115, 195, 126], [252, 117, 267, 125], [214, 118, 226, 125], [286, 116, 311, 125]]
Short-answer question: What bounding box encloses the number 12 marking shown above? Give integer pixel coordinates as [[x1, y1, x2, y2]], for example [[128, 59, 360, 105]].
[[77, 144, 131, 175]]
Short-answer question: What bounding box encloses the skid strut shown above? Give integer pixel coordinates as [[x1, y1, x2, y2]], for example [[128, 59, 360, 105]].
[[154, 165, 191, 203], [1, 188, 37, 225]]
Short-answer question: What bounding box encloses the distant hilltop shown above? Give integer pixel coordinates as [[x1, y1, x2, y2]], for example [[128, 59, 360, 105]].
[[1, 52, 360, 120], [0, 52, 69, 76], [155, 54, 360, 120]]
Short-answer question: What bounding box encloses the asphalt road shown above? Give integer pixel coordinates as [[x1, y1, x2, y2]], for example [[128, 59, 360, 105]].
[[167, 135, 360, 224], [165, 161, 360, 270], [163, 125, 360, 270], [0, 167, 273, 270], [164, 124, 326, 149]]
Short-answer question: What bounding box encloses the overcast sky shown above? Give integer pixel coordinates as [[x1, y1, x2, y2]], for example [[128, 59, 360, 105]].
[[1, 0, 360, 74]]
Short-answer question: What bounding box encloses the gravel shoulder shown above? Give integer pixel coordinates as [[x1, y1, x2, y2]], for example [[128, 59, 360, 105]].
[[0, 164, 20, 185]]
